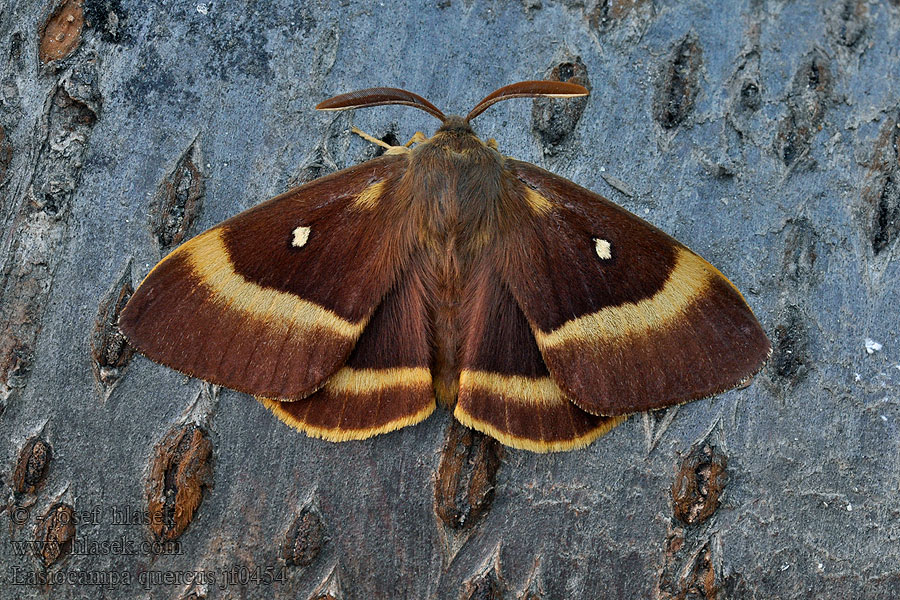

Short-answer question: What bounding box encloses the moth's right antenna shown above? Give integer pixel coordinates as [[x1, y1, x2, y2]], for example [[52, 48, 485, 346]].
[[465, 81, 589, 122]]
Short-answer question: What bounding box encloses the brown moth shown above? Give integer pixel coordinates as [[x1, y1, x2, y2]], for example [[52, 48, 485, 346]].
[[119, 82, 771, 452]]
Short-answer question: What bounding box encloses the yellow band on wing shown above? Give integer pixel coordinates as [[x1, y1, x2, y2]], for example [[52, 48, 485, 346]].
[[324, 366, 432, 394], [182, 228, 367, 338], [260, 396, 436, 442], [459, 370, 568, 407], [534, 247, 713, 348], [453, 403, 627, 453]]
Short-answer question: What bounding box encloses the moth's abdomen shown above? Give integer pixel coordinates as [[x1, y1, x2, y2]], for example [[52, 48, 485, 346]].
[[427, 242, 463, 407], [416, 184, 464, 407]]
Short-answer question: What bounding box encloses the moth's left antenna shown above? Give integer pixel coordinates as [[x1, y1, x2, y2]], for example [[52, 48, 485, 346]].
[[316, 87, 447, 122]]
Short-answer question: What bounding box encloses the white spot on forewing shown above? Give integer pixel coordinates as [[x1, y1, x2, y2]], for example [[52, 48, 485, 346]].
[[594, 238, 612, 260], [292, 226, 310, 248]]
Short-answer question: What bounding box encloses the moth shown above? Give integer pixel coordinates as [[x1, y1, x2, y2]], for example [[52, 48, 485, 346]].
[[119, 81, 771, 452]]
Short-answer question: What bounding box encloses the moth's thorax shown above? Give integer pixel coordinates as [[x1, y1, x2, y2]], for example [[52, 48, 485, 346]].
[[410, 118, 503, 200], [405, 121, 505, 253]]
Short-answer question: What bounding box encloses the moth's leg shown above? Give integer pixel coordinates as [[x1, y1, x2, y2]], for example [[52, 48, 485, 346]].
[[350, 126, 394, 150], [350, 127, 414, 156], [404, 132, 427, 147]]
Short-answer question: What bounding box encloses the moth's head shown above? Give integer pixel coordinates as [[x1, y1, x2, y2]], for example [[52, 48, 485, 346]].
[[315, 81, 589, 134], [436, 115, 474, 136]]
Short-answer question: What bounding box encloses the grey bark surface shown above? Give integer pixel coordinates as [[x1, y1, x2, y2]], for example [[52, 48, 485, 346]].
[[1, 0, 899, 598]]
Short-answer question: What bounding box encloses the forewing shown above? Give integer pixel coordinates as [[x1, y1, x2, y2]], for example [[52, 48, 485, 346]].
[[120, 154, 416, 400], [498, 160, 771, 416]]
